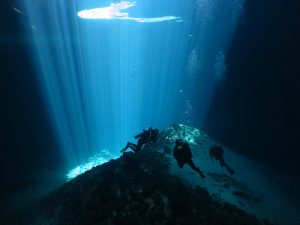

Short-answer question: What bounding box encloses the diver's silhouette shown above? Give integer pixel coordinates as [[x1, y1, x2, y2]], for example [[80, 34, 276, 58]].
[[209, 145, 235, 176], [173, 139, 206, 178], [121, 127, 159, 153]]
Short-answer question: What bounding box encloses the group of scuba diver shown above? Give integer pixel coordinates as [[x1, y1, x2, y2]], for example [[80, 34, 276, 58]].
[[121, 127, 235, 178]]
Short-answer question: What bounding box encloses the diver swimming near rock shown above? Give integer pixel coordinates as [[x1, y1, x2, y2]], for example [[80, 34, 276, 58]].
[[121, 127, 159, 153], [209, 145, 235, 176], [173, 138, 206, 178]]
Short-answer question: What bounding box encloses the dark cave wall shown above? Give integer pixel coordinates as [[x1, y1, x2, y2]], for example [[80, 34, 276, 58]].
[[0, 2, 62, 195], [204, 0, 300, 176]]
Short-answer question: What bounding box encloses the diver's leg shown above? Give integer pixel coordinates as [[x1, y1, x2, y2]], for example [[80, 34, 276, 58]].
[[218, 157, 235, 175], [126, 142, 139, 152], [121, 142, 130, 153], [127, 142, 142, 153], [219, 157, 226, 167], [130, 140, 144, 153], [121, 142, 137, 153], [176, 160, 184, 168], [224, 163, 235, 175], [186, 159, 206, 178]]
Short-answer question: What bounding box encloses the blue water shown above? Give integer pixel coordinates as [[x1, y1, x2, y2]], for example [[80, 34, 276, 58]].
[[19, 0, 244, 168]]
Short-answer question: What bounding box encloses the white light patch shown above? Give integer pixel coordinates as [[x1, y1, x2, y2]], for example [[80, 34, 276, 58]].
[[66, 150, 117, 181], [77, 1, 180, 23]]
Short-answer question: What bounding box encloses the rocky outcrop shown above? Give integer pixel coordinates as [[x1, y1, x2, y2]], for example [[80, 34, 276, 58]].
[[5, 140, 272, 225]]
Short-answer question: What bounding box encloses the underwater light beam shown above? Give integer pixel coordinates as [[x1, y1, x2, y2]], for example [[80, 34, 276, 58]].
[[18, 0, 244, 177]]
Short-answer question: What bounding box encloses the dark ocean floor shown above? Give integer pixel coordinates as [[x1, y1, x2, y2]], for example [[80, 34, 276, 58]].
[[2, 149, 272, 225], [1, 125, 300, 225]]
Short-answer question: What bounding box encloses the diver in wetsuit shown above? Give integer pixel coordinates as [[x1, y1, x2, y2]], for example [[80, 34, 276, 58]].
[[209, 145, 235, 176], [121, 127, 159, 153], [173, 139, 206, 178]]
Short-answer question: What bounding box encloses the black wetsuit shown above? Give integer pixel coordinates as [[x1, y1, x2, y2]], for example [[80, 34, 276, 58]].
[[209, 145, 235, 175], [210, 146, 225, 165], [173, 141, 205, 178], [122, 129, 158, 153]]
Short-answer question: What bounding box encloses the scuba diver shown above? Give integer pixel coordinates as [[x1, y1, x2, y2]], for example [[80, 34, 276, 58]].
[[209, 145, 235, 176], [121, 127, 159, 153], [173, 139, 206, 178]]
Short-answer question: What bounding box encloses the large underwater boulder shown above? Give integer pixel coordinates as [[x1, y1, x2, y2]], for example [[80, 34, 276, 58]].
[[4, 125, 273, 225]]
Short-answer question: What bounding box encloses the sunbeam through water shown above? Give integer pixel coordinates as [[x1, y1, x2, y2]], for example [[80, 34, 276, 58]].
[[18, 0, 244, 174]]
